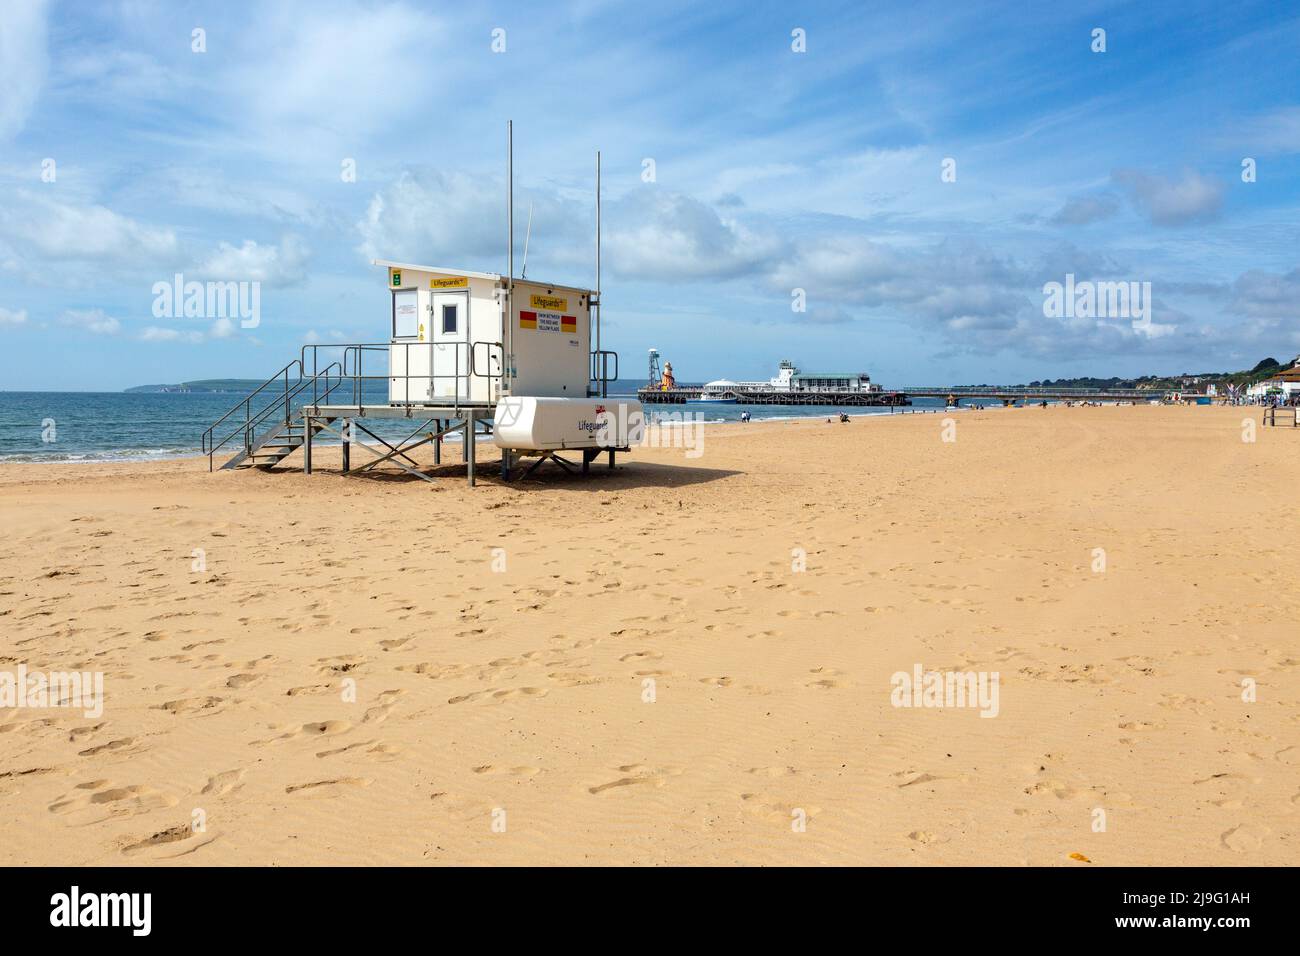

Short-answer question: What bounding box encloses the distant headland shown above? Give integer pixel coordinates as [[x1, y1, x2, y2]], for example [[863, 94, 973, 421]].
[[124, 379, 267, 394]]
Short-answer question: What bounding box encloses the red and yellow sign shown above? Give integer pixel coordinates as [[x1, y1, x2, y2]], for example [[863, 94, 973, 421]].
[[520, 310, 577, 333]]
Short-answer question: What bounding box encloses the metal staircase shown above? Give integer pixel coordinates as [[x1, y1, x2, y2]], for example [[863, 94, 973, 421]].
[[201, 360, 344, 471]]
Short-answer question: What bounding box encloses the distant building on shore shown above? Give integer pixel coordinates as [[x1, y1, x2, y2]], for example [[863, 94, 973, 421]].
[[1247, 363, 1300, 402]]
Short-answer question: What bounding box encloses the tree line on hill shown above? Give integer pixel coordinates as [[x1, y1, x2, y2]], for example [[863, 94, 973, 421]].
[[997, 357, 1293, 391]]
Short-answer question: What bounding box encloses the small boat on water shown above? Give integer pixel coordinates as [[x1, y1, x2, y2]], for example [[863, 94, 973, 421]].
[[687, 379, 740, 404]]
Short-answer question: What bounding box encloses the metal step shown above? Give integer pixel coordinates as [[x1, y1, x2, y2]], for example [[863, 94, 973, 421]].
[[226, 418, 337, 469], [255, 441, 303, 451]]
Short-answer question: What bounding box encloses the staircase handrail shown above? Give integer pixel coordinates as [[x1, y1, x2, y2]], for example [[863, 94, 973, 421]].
[[202, 362, 344, 469]]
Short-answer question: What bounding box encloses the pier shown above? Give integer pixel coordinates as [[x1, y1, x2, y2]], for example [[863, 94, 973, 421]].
[[637, 386, 910, 406], [899, 386, 1155, 404], [638, 384, 1158, 406]]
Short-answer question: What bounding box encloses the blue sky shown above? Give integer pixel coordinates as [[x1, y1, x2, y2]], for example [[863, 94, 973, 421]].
[[1, 0, 1298, 390]]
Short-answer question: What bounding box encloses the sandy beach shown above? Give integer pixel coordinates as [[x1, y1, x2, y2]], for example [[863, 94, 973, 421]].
[[1, 404, 1296, 866]]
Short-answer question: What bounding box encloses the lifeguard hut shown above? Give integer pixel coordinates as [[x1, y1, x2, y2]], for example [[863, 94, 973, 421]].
[[200, 123, 642, 485], [380, 260, 593, 404]]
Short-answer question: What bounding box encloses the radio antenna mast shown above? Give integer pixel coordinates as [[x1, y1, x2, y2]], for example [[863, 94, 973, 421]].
[[521, 201, 534, 279], [505, 120, 513, 398], [595, 149, 603, 397]]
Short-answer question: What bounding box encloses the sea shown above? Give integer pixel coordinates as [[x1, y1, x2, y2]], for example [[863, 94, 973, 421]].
[[0, 381, 953, 464]]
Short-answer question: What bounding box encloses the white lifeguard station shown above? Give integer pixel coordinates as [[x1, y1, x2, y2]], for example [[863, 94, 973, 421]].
[[378, 261, 594, 405], [200, 123, 643, 485]]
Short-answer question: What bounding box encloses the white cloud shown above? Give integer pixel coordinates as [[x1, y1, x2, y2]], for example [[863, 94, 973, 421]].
[[1113, 169, 1224, 227], [0, 306, 28, 326], [604, 190, 785, 282], [61, 308, 121, 335], [1229, 265, 1300, 319], [768, 233, 1202, 358], [1050, 195, 1120, 226], [0, 0, 49, 140], [357, 171, 784, 283], [193, 235, 310, 286], [210, 317, 236, 339], [0, 192, 178, 265], [229, 3, 444, 155], [132, 167, 329, 227], [356, 170, 508, 264], [1229, 106, 1300, 155], [55, 48, 172, 99], [139, 326, 203, 344]]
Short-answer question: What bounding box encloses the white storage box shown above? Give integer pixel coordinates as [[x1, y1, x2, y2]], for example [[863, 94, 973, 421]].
[[493, 397, 643, 451]]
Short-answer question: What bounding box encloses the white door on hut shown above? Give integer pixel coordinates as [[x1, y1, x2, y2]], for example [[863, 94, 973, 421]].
[[430, 291, 469, 400]]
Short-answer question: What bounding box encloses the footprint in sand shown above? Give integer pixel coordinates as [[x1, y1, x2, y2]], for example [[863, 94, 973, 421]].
[[587, 764, 683, 795], [1023, 778, 1097, 800], [254, 720, 352, 745], [180, 639, 226, 651], [68, 723, 106, 743], [77, 737, 140, 758], [894, 771, 972, 789], [740, 792, 821, 824], [363, 689, 405, 724], [548, 670, 602, 687], [315, 655, 368, 676], [1118, 720, 1165, 732], [299, 720, 351, 736], [747, 766, 799, 778], [1158, 693, 1209, 711], [49, 780, 178, 820], [429, 791, 494, 821], [449, 687, 548, 704], [1221, 824, 1270, 853], [807, 667, 845, 689], [155, 696, 225, 715], [619, 650, 662, 663], [200, 769, 246, 796], [472, 765, 540, 778], [491, 687, 548, 702], [121, 825, 217, 859], [397, 662, 465, 680], [609, 627, 652, 640], [447, 689, 489, 705], [285, 777, 372, 797]]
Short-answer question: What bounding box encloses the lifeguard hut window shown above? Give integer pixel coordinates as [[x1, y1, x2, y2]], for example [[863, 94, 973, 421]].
[[393, 290, 418, 338], [441, 303, 458, 334]]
